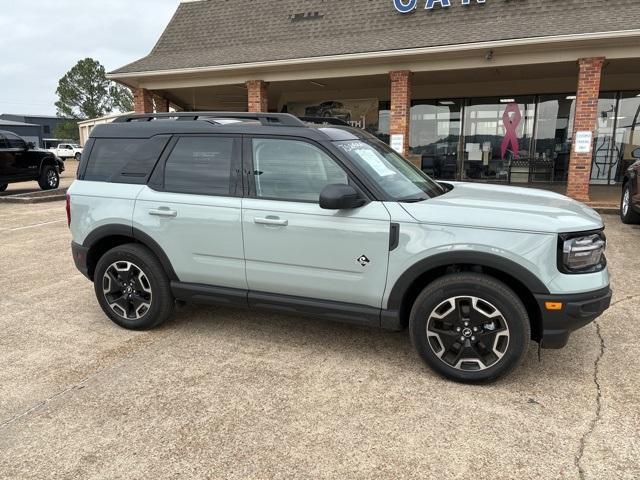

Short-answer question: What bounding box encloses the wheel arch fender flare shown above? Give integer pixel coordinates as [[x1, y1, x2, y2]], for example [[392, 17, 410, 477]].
[[385, 251, 550, 313], [82, 224, 179, 282], [38, 155, 58, 174]]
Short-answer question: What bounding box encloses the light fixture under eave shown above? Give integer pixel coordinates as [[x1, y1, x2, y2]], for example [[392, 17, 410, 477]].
[[310, 80, 326, 88], [439, 100, 455, 105], [500, 98, 516, 103], [566, 95, 576, 100]]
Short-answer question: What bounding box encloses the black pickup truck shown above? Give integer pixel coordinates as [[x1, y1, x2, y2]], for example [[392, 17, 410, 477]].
[[0, 130, 65, 191]]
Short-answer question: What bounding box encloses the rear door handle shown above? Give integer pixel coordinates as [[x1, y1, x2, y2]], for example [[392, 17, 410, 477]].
[[254, 216, 288, 226], [149, 207, 177, 218]]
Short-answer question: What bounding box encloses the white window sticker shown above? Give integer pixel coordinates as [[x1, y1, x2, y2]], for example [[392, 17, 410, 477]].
[[356, 149, 396, 177]]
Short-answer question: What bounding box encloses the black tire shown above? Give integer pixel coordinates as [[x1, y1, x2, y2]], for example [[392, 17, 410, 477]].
[[38, 165, 59, 190], [620, 182, 640, 224], [0, 184, 7, 192], [94, 244, 174, 330], [409, 273, 530, 383], [75, 152, 81, 161]]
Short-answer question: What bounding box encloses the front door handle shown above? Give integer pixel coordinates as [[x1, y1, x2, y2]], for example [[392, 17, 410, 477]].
[[149, 207, 177, 218], [254, 216, 288, 226]]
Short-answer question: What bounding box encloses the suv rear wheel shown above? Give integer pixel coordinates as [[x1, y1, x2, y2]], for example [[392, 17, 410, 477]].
[[94, 244, 174, 330], [410, 273, 530, 383], [38, 165, 59, 190]]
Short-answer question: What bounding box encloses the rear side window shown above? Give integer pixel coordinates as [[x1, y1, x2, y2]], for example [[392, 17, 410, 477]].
[[83, 137, 168, 183], [163, 136, 235, 196]]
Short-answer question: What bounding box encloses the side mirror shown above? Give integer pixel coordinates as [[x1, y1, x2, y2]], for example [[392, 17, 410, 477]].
[[319, 184, 365, 210], [26, 142, 35, 149], [632, 147, 640, 159]]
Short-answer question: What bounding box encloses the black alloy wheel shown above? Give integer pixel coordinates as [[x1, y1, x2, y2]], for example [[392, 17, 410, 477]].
[[94, 244, 174, 330], [410, 273, 530, 383]]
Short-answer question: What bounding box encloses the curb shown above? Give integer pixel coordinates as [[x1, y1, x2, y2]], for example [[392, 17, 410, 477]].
[[0, 188, 68, 204], [588, 205, 618, 215]]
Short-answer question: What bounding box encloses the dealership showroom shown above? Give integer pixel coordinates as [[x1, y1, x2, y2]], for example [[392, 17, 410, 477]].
[[108, 0, 640, 203]]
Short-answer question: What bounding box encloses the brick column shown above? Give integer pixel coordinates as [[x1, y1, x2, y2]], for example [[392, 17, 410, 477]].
[[389, 70, 412, 157], [246, 80, 268, 112], [566, 57, 605, 202], [133, 88, 154, 113], [154, 95, 170, 113]]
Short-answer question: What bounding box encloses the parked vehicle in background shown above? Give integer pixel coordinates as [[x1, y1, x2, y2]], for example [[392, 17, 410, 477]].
[[68, 112, 611, 383], [50, 143, 83, 160], [620, 148, 640, 224], [0, 130, 64, 191], [304, 101, 352, 121]]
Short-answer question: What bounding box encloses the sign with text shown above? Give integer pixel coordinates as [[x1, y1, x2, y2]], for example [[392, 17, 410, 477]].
[[574, 131, 593, 154], [394, 0, 486, 13], [390, 134, 405, 154]]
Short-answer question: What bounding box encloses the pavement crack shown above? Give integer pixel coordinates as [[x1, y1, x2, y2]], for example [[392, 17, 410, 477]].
[[609, 293, 640, 308], [575, 321, 605, 480]]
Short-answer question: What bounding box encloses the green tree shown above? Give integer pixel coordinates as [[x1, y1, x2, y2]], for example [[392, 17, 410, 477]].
[[54, 121, 80, 142], [55, 58, 133, 121]]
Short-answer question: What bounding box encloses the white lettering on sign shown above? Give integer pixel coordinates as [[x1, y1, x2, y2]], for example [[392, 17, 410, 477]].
[[574, 131, 594, 154], [393, 0, 485, 12]]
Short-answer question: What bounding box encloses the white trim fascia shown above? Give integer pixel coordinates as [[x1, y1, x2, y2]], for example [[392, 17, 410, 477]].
[[107, 29, 640, 80]]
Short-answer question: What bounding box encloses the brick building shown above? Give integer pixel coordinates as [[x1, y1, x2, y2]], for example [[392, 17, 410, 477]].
[[108, 0, 640, 201]]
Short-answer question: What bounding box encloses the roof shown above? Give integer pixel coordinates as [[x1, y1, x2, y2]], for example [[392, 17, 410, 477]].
[[89, 113, 367, 142], [0, 119, 40, 127], [111, 0, 640, 75]]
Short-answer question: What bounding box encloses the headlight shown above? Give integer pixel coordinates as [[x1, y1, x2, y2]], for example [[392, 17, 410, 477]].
[[558, 231, 606, 273]]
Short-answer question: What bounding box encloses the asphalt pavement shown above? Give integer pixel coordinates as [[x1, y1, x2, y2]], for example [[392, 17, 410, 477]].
[[0, 199, 638, 479]]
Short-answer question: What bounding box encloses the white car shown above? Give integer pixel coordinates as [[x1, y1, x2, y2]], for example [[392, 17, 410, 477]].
[[50, 143, 83, 160]]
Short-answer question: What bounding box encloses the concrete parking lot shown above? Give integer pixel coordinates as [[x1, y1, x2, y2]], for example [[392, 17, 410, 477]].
[[0, 199, 638, 479]]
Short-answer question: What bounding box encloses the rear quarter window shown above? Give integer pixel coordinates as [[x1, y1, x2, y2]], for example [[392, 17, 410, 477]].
[[83, 136, 169, 183]]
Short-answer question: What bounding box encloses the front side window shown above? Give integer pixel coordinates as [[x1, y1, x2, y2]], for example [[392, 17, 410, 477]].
[[164, 136, 235, 196], [252, 138, 348, 202], [4, 132, 26, 149], [335, 138, 444, 202]]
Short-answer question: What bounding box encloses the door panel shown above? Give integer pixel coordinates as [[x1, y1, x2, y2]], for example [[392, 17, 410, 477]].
[[242, 199, 391, 307], [241, 135, 391, 308], [134, 186, 246, 289]]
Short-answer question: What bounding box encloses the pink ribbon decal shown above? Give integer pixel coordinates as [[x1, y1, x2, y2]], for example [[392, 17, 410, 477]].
[[501, 102, 521, 160]]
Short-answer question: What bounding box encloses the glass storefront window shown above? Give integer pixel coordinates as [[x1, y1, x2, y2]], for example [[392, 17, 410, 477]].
[[612, 91, 640, 183], [591, 93, 620, 185], [408, 99, 462, 180], [462, 96, 535, 183], [375, 101, 390, 144], [533, 94, 576, 182]]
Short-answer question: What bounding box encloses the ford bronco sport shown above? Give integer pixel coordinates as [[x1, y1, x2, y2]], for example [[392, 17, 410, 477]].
[[68, 112, 611, 383]]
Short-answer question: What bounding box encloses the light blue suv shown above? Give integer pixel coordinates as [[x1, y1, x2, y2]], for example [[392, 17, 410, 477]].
[[68, 112, 611, 382]]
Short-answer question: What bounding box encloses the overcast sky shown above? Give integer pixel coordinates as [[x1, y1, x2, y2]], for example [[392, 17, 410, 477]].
[[0, 0, 180, 116]]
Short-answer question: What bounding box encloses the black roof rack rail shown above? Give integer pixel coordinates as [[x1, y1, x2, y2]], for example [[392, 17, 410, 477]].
[[112, 112, 306, 127], [298, 116, 350, 126]]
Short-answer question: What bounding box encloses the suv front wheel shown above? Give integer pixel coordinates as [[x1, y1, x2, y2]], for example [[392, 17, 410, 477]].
[[410, 273, 530, 383], [94, 244, 174, 330]]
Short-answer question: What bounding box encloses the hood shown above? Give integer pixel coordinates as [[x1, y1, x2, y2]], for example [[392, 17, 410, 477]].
[[401, 182, 603, 234]]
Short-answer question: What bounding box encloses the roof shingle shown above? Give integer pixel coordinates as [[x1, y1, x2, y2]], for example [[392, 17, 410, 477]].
[[112, 0, 640, 74]]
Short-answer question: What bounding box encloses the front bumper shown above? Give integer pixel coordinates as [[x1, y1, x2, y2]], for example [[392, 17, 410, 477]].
[[71, 241, 90, 279], [535, 286, 612, 349]]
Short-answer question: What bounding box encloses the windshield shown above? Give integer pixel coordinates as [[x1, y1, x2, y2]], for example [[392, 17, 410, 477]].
[[334, 139, 445, 201]]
